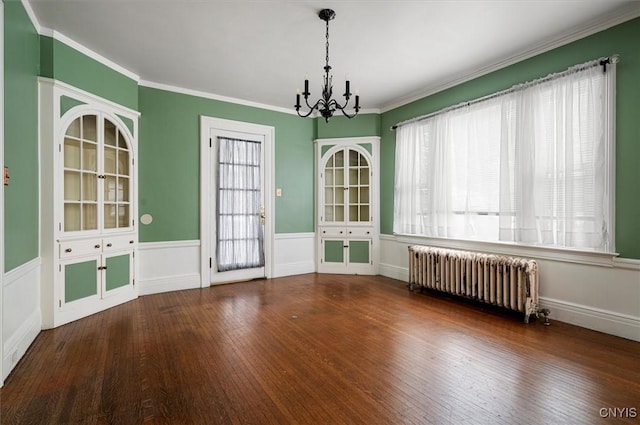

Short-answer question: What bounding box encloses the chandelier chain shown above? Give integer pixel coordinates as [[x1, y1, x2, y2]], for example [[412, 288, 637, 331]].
[[325, 19, 330, 70]]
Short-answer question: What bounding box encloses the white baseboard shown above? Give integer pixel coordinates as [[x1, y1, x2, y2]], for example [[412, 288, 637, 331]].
[[137, 273, 201, 295], [2, 309, 41, 382], [539, 297, 640, 342], [378, 263, 409, 282]]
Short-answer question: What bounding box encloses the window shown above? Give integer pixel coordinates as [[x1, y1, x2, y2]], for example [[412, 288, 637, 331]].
[[394, 58, 615, 252]]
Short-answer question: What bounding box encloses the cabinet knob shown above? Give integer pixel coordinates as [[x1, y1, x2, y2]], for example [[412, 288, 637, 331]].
[[366, 231, 370, 235], [106, 243, 113, 247], [94, 244, 101, 249], [129, 240, 134, 244], [339, 231, 343, 234], [65, 248, 72, 253], [349, 231, 352, 234]]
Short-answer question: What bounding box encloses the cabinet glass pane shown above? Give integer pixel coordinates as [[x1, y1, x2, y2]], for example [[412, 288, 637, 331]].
[[64, 204, 81, 231], [349, 168, 358, 185], [349, 206, 358, 221], [82, 142, 97, 171], [118, 205, 129, 228], [349, 188, 358, 204], [335, 169, 344, 186], [118, 177, 129, 202], [349, 241, 370, 264], [105, 254, 130, 291], [349, 150, 358, 166], [82, 115, 97, 142], [117, 130, 127, 148], [360, 205, 370, 222], [82, 174, 97, 201], [324, 188, 334, 204], [118, 150, 129, 175], [325, 170, 333, 185], [360, 168, 369, 185], [324, 240, 344, 263], [360, 187, 369, 204], [64, 171, 81, 201], [104, 119, 117, 146], [105, 176, 117, 202], [335, 188, 344, 204], [104, 204, 117, 229], [326, 155, 334, 168], [104, 147, 116, 174], [335, 150, 344, 167], [65, 259, 98, 302], [335, 206, 344, 221], [66, 118, 81, 138], [64, 138, 81, 169], [82, 204, 97, 230], [324, 206, 334, 222]]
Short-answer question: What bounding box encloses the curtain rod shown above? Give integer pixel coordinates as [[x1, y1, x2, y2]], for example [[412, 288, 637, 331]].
[[391, 55, 619, 131]]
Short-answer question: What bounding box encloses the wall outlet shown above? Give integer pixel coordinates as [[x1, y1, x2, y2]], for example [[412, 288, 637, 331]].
[[276, 188, 282, 197]]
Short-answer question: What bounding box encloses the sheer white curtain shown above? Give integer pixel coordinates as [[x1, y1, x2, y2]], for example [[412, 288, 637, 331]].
[[394, 58, 615, 252], [217, 137, 265, 272]]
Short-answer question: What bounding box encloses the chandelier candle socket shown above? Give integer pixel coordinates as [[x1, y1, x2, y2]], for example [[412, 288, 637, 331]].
[[295, 8, 360, 122]]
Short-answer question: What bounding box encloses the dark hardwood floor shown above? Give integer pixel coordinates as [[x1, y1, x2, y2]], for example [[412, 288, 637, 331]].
[[1, 274, 638, 425]]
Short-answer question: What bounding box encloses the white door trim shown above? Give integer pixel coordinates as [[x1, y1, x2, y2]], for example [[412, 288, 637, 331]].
[[0, 0, 5, 388], [200, 116, 274, 287]]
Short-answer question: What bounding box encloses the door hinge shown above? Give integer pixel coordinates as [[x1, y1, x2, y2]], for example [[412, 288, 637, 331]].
[[59, 300, 62, 308], [59, 223, 62, 231], [59, 264, 61, 272], [133, 278, 135, 286], [209, 257, 212, 268], [210, 138, 212, 148], [59, 144, 62, 153]]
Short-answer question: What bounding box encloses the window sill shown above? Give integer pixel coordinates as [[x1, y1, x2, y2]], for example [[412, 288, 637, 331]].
[[391, 233, 620, 268]]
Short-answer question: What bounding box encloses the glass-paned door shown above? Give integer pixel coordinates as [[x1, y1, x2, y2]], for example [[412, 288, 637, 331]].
[[211, 133, 265, 284], [103, 119, 131, 230]]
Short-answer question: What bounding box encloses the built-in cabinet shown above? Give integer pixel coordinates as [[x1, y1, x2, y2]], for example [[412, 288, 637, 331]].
[[316, 137, 379, 274], [39, 78, 139, 328]]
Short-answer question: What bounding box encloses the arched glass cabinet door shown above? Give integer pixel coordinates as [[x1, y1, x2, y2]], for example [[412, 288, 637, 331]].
[[322, 146, 371, 225], [62, 114, 132, 232]]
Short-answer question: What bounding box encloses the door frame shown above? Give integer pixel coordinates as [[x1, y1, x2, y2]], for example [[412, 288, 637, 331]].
[[199, 116, 274, 287]]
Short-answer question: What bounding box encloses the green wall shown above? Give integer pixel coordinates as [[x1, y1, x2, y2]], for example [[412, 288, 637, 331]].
[[138, 87, 316, 242], [380, 17, 640, 260], [316, 113, 381, 139], [4, 0, 40, 271], [40, 36, 138, 111]]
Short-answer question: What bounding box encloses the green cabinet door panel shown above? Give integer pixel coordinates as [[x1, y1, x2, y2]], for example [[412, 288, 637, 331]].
[[105, 254, 131, 291], [324, 240, 344, 263], [65, 259, 98, 302], [349, 241, 370, 264]]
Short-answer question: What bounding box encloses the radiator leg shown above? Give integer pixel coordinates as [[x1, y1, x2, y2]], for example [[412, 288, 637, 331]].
[[537, 308, 551, 326]]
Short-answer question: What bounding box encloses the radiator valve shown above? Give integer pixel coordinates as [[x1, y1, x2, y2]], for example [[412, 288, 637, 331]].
[[537, 308, 551, 326]]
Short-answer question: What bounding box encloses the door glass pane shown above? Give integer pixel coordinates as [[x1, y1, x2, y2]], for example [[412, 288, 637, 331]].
[[324, 206, 334, 222], [349, 206, 358, 221], [118, 177, 129, 202], [118, 205, 129, 228], [335, 150, 344, 167], [104, 176, 117, 202], [104, 147, 116, 174], [117, 130, 128, 148], [118, 150, 129, 175], [360, 187, 369, 204], [349, 188, 358, 204], [335, 169, 344, 186], [65, 259, 98, 302], [349, 150, 358, 166], [66, 118, 81, 138], [82, 142, 97, 171], [82, 174, 97, 201], [325, 170, 333, 185], [82, 204, 97, 230], [349, 241, 370, 264], [324, 188, 334, 205], [335, 188, 344, 204], [360, 205, 370, 222], [104, 204, 117, 229], [64, 204, 81, 231], [105, 254, 130, 291], [324, 240, 344, 263], [64, 171, 81, 201], [82, 115, 97, 142], [335, 206, 344, 221], [360, 168, 369, 185], [64, 138, 81, 169], [104, 119, 117, 146]]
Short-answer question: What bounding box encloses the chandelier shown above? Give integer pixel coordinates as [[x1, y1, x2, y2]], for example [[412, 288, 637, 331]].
[[295, 9, 360, 122]]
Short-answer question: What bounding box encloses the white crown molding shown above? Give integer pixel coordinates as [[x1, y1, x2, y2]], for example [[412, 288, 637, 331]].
[[381, 3, 640, 113], [20, 0, 41, 33], [139, 80, 300, 116], [40, 28, 140, 82]]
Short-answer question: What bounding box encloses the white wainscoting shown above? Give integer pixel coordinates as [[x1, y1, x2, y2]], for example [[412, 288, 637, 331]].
[[379, 235, 640, 342], [3, 258, 42, 382], [137, 241, 201, 295], [273, 233, 316, 278]]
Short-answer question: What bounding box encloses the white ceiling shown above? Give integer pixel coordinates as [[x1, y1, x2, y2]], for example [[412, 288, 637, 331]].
[[27, 0, 640, 113]]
